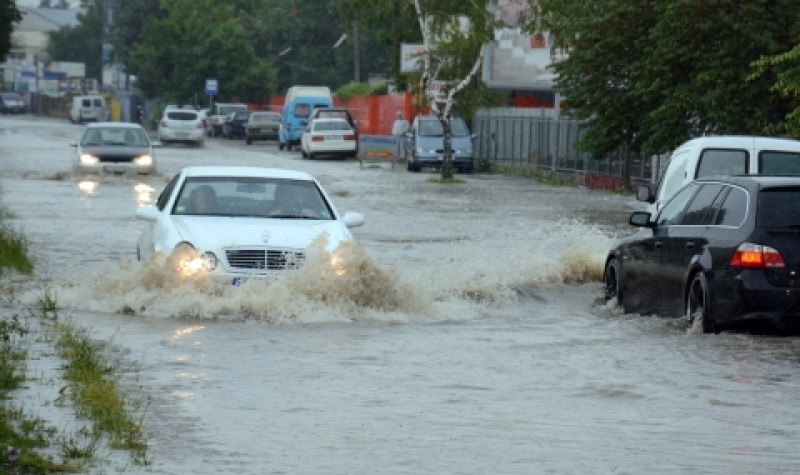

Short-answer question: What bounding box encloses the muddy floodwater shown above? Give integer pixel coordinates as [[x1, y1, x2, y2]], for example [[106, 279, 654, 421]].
[[3, 116, 800, 474]]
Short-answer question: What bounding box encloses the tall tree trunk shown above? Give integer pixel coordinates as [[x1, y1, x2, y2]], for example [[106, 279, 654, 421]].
[[441, 116, 453, 179], [620, 143, 632, 191]]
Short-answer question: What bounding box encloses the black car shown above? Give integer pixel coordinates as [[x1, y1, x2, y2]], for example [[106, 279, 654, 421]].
[[222, 110, 251, 139], [604, 175, 800, 333]]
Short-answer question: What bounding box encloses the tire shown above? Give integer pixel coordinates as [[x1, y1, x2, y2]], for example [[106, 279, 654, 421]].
[[603, 257, 623, 308], [308, 152, 315, 160], [279, 142, 285, 151], [686, 273, 716, 333], [301, 149, 308, 158], [287, 143, 293, 151], [246, 137, 252, 145]]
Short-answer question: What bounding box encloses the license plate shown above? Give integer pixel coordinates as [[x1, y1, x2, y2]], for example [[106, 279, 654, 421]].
[[102, 165, 127, 173], [176, 132, 189, 138], [329, 135, 342, 140]]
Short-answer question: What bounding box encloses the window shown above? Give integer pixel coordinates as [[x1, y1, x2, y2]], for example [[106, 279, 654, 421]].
[[679, 183, 723, 225], [759, 151, 800, 175], [715, 187, 747, 227], [757, 188, 800, 228], [294, 104, 310, 118], [695, 149, 748, 178], [657, 183, 700, 226]]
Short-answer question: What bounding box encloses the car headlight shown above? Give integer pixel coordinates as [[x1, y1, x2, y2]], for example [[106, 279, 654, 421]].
[[79, 153, 99, 165], [133, 154, 153, 166], [171, 244, 218, 279]]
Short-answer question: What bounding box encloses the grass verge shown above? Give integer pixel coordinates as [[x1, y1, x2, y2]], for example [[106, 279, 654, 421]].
[[1, 197, 149, 471]]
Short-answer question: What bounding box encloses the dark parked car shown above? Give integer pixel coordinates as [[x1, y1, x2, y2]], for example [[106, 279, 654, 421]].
[[245, 111, 281, 145], [223, 110, 251, 139], [604, 175, 800, 333]]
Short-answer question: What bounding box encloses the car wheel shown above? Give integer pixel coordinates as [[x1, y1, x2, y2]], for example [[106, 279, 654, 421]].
[[301, 149, 308, 158], [279, 142, 285, 150], [287, 143, 293, 151], [246, 137, 252, 145], [686, 272, 716, 333], [308, 152, 315, 160], [603, 257, 623, 308]]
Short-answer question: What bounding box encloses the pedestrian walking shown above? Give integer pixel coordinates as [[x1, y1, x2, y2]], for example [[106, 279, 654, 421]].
[[391, 111, 410, 160]]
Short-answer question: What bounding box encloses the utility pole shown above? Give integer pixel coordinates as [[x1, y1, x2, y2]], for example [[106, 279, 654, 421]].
[[352, 22, 360, 82]]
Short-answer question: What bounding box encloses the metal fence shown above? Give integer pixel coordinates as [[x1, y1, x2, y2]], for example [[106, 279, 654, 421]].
[[472, 108, 664, 185]]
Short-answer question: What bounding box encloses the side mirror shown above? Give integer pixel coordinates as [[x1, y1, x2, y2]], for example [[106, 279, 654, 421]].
[[636, 185, 654, 203], [70, 141, 78, 147], [135, 205, 160, 222], [342, 211, 365, 228], [151, 141, 163, 148], [629, 211, 652, 227]]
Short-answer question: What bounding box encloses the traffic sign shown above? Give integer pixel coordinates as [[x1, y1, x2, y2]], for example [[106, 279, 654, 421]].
[[205, 79, 218, 95]]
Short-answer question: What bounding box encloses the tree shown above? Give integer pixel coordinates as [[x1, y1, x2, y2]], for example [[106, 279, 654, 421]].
[[0, 0, 21, 62], [539, 0, 800, 186], [539, 0, 657, 189], [750, 41, 800, 138], [126, 0, 276, 104], [46, 0, 103, 79]]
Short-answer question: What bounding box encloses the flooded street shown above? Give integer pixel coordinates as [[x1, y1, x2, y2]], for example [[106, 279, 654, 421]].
[[3, 115, 800, 474]]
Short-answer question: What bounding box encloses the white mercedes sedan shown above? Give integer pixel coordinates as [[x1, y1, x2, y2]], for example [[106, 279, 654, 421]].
[[135, 166, 365, 284]]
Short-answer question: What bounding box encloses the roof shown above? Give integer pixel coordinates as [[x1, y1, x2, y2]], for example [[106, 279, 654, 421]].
[[678, 136, 800, 152], [21, 7, 80, 29], [697, 175, 800, 188], [182, 166, 315, 181], [86, 122, 146, 130]]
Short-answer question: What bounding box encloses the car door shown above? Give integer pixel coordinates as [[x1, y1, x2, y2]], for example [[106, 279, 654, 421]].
[[660, 183, 724, 316], [631, 183, 701, 314]]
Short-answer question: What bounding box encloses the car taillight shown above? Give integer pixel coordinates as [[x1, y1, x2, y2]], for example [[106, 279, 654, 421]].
[[730, 243, 786, 269], [344, 134, 356, 140], [312, 135, 324, 142], [196, 122, 203, 129]]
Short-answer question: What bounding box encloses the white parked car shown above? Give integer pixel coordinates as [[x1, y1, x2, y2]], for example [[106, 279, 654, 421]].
[[135, 166, 365, 284], [71, 122, 158, 175], [300, 118, 358, 159], [158, 108, 205, 146]]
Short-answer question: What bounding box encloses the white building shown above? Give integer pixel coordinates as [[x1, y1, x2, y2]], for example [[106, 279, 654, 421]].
[[2, 5, 88, 94]]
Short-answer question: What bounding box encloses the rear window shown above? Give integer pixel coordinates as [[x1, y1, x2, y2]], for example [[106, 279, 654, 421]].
[[757, 188, 800, 228], [313, 120, 351, 132], [167, 111, 198, 121], [759, 151, 800, 175], [695, 149, 748, 178]]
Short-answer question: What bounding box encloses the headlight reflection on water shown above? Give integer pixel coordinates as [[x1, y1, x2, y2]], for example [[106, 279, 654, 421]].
[[78, 180, 98, 195], [134, 183, 154, 206]]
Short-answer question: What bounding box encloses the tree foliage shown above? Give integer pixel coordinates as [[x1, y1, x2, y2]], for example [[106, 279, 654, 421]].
[[46, 0, 102, 78], [539, 0, 800, 167], [126, 0, 276, 104], [0, 0, 21, 62]]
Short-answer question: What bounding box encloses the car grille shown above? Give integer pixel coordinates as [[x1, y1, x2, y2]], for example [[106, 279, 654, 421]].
[[97, 153, 137, 163], [225, 248, 305, 271]]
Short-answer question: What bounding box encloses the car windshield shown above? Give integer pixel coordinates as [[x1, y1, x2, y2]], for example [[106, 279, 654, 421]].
[[172, 177, 334, 219], [251, 112, 280, 122], [219, 105, 246, 115], [757, 188, 800, 228], [418, 118, 469, 137], [81, 127, 149, 146]]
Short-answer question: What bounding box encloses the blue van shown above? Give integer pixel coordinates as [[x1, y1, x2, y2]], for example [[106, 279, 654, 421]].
[[279, 86, 333, 151]]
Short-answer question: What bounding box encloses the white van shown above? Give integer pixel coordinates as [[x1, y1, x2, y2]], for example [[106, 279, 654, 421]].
[[69, 95, 106, 123], [638, 135, 800, 212]]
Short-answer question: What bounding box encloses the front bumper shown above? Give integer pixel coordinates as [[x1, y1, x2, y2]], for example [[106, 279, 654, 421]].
[[75, 161, 156, 175]]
